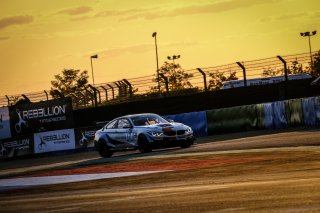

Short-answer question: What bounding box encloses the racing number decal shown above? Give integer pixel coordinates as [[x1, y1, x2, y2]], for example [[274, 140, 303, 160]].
[[126, 132, 134, 142]]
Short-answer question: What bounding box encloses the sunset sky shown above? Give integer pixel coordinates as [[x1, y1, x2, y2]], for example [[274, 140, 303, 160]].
[[0, 0, 319, 96]]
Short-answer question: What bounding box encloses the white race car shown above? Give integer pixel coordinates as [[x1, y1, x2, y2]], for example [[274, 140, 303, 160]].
[[94, 113, 195, 157]]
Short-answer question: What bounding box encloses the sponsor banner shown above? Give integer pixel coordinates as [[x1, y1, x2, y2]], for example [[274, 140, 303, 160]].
[[0, 107, 11, 139], [272, 101, 287, 129], [0, 135, 34, 159], [262, 103, 274, 129], [285, 99, 304, 127], [9, 98, 74, 136], [206, 105, 258, 134], [302, 97, 317, 126], [74, 126, 98, 149], [34, 129, 75, 154]]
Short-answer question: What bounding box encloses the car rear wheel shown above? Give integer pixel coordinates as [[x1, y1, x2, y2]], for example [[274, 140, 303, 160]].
[[98, 140, 113, 157], [138, 135, 152, 153]]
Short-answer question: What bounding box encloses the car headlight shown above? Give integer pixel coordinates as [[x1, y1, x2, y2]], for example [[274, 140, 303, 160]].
[[149, 132, 164, 137], [186, 128, 192, 133]]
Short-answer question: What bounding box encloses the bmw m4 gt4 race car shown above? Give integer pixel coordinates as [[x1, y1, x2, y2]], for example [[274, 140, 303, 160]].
[[94, 113, 195, 157]]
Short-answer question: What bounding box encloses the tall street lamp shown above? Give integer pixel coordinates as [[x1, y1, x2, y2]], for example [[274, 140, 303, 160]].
[[300, 30, 317, 64], [152, 32, 160, 94], [90, 54, 98, 85], [167, 55, 181, 72]]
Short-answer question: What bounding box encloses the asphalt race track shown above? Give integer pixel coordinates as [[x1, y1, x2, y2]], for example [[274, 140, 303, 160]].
[[1, 127, 320, 212]]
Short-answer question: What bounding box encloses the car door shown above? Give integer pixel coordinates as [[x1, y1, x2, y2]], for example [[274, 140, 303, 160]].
[[103, 119, 119, 148], [116, 118, 135, 148]]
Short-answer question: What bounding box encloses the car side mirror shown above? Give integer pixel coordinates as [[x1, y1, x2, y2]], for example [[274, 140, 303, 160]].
[[167, 119, 174, 123]]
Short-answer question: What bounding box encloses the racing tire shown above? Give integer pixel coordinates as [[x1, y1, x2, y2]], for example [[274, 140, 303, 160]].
[[138, 135, 152, 153], [98, 140, 113, 158], [180, 140, 193, 148]]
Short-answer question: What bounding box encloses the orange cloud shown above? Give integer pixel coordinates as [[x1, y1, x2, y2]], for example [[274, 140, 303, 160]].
[[0, 36, 10, 40], [57, 6, 92, 16], [0, 15, 33, 30]]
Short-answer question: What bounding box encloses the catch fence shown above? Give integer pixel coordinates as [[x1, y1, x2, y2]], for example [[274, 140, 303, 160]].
[[0, 51, 315, 108]]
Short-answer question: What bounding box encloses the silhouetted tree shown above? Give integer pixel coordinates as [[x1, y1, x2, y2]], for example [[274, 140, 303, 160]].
[[288, 58, 305, 74], [262, 67, 283, 77], [208, 71, 238, 90], [310, 50, 320, 77], [150, 62, 193, 93], [50, 69, 89, 98]]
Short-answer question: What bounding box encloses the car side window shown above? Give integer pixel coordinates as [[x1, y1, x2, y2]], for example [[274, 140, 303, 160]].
[[106, 120, 117, 129], [117, 119, 131, 129]]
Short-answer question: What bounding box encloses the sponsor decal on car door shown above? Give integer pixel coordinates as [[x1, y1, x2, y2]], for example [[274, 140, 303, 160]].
[[113, 118, 134, 148]]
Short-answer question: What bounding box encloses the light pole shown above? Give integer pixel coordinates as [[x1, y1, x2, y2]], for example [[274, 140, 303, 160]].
[[167, 55, 180, 72], [152, 32, 160, 94], [300, 30, 317, 64], [90, 54, 98, 85]]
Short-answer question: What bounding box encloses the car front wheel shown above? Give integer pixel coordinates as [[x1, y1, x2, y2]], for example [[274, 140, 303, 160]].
[[138, 135, 152, 153], [98, 140, 113, 157], [180, 140, 193, 148]]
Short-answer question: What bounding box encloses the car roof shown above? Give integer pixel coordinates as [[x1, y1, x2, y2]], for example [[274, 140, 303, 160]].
[[119, 113, 158, 119]]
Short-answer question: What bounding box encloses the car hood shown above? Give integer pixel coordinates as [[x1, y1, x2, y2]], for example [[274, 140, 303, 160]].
[[137, 122, 190, 131]]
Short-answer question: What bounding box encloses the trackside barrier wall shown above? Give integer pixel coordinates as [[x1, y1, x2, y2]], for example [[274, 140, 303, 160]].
[[1, 96, 320, 159], [260, 103, 273, 129], [206, 105, 260, 135], [206, 97, 320, 134], [285, 99, 304, 127], [164, 111, 208, 137], [272, 101, 288, 129], [302, 97, 320, 126]]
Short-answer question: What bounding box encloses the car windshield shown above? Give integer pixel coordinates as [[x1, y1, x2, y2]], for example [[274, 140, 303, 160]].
[[131, 114, 168, 126]]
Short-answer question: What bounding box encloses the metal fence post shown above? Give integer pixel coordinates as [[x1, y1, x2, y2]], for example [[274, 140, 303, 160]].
[[197, 68, 207, 91], [85, 88, 94, 106], [21, 94, 30, 102], [44, 90, 49, 100], [236, 62, 247, 87], [5, 95, 10, 106], [88, 84, 99, 106], [107, 84, 115, 99], [277, 56, 288, 82], [114, 82, 122, 98], [123, 79, 133, 98], [100, 86, 108, 102]]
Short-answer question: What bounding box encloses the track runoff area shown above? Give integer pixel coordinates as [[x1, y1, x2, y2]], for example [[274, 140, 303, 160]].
[[1, 127, 320, 212]]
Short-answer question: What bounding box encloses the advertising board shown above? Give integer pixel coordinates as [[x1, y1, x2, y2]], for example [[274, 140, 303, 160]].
[[9, 98, 74, 136], [34, 129, 75, 154], [0, 134, 33, 159]]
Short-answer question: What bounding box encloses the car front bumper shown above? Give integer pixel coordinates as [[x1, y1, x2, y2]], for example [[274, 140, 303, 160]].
[[149, 135, 195, 148]]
